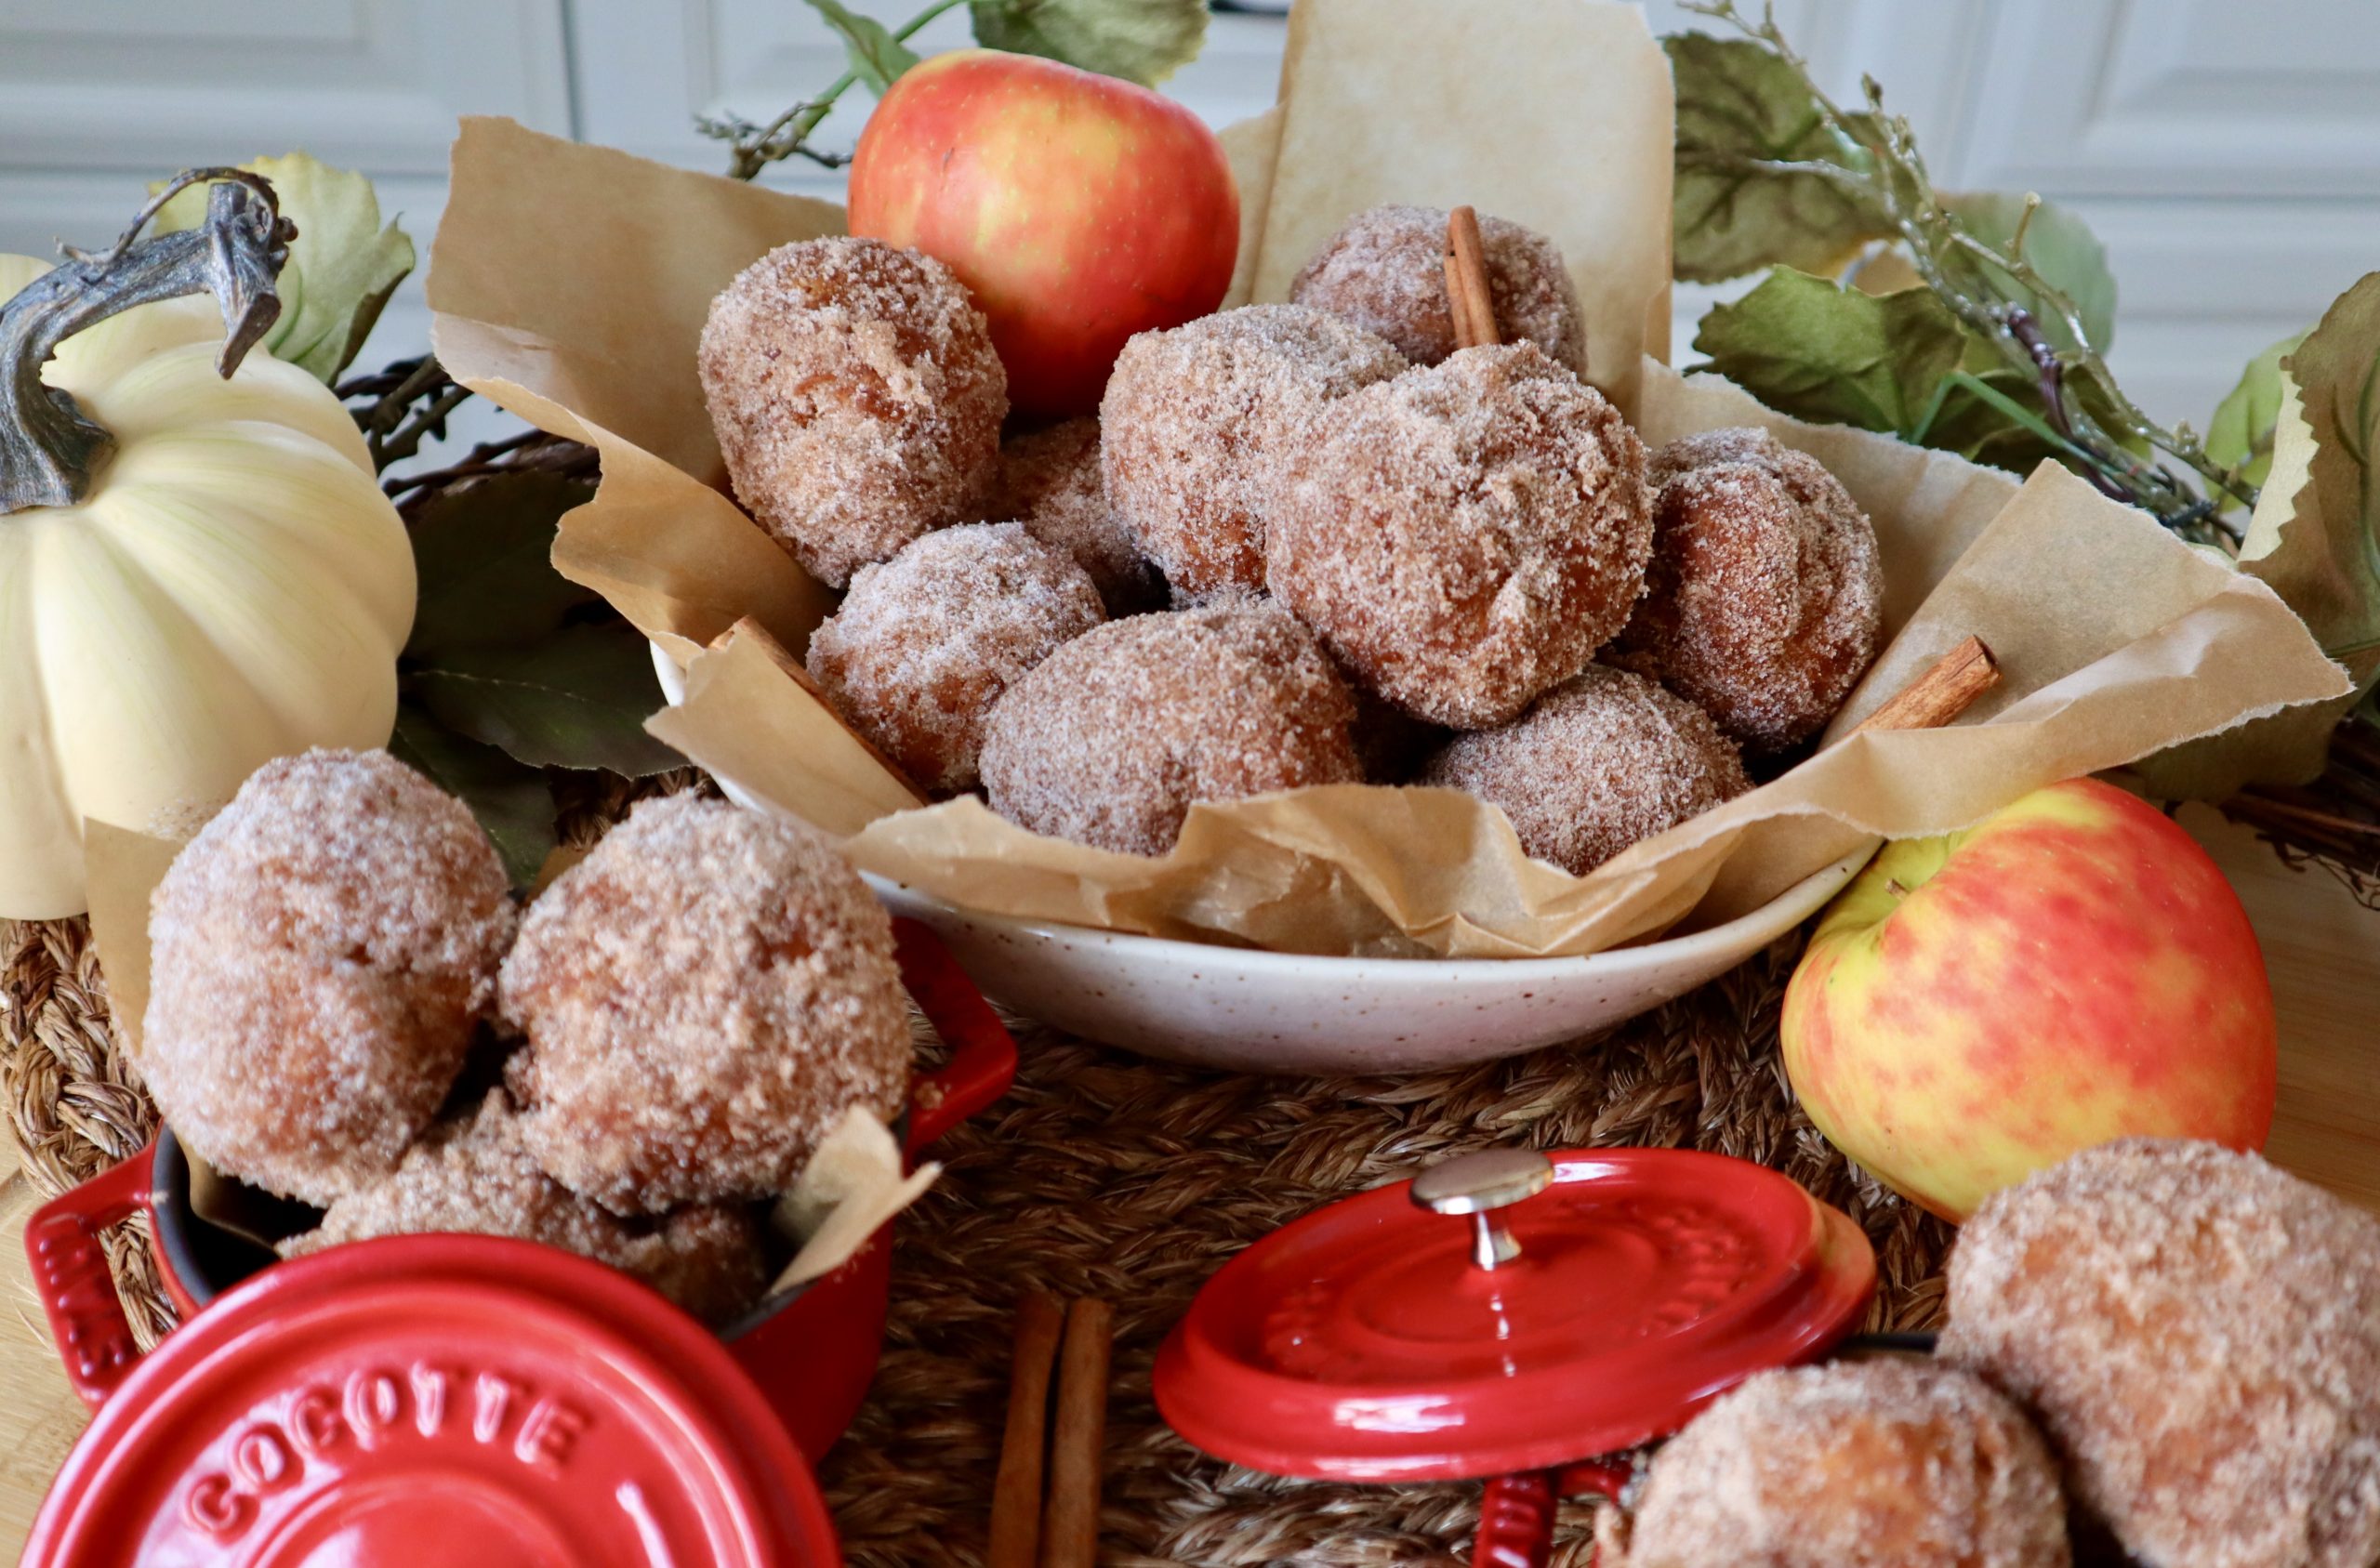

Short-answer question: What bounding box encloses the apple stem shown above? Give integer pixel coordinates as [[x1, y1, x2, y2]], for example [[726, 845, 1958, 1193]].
[[1885, 878, 1911, 898]]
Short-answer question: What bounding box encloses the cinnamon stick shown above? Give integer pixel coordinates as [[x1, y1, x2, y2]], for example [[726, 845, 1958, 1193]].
[[1038, 1298, 1114, 1568], [710, 615, 932, 807], [1444, 205, 1500, 349], [1848, 635, 2000, 735], [988, 1294, 1067, 1568]]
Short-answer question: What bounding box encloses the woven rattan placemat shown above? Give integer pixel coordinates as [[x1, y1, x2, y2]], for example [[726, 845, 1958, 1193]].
[[817, 942, 1950, 1567], [2, 891, 1949, 1567]]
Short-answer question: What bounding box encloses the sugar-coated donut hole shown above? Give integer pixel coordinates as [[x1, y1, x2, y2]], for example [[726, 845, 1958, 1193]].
[[498, 793, 911, 1215], [1602, 1360, 2069, 1568], [139, 748, 515, 1206], [699, 235, 1006, 587], [808, 521, 1106, 795], [1101, 304, 1406, 601], [1289, 203, 1589, 376], [1266, 341, 1652, 730], [1943, 1139, 2380, 1568], [1420, 665, 1750, 876], [1619, 427, 1883, 755], [282, 1089, 770, 1326], [990, 417, 1166, 615], [980, 602, 1364, 856]]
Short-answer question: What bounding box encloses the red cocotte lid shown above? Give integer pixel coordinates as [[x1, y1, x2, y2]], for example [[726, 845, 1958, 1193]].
[[1154, 1147, 1876, 1482], [24, 1235, 840, 1567]]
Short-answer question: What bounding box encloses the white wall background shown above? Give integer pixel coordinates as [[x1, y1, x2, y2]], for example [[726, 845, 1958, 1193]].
[[2, 0, 2373, 434]]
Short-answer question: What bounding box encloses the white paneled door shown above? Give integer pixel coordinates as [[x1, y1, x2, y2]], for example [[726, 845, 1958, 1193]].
[[0, 0, 572, 368], [2, 0, 2376, 427]]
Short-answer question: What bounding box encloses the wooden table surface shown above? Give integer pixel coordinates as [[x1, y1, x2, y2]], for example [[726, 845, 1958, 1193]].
[[1, 807, 2374, 1558]]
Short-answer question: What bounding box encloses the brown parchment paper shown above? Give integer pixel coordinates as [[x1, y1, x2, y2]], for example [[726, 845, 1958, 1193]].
[[426, 8, 2349, 961], [430, 119, 843, 664], [83, 818, 187, 1056], [1248, 0, 1674, 402], [769, 1107, 939, 1294]]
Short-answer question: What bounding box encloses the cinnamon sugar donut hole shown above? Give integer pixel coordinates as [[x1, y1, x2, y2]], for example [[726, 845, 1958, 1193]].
[[1290, 203, 1589, 376], [628, 1205, 776, 1328], [1600, 1360, 2069, 1568], [140, 749, 514, 1206], [699, 235, 1006, 587], [1420, 665, 1749, 875], [1266, 342, 1652, 729], [1100, 304, 1406, 600], [1618, 428, 1882, 753], [808, 522, 1105, 794], [979, 602, 1363, 856], [1943, 1140, 2380, 1568], [991, 417, 1165, 615], [499, 793, 910, 1215], [283, 1090, 769, 1326]]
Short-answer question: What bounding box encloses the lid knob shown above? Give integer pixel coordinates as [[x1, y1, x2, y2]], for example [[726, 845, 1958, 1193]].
[[1409, 1149, 1554, 1271]]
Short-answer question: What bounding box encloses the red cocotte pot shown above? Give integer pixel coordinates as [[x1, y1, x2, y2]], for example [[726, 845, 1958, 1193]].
[[20, 918, 1016, 1567]]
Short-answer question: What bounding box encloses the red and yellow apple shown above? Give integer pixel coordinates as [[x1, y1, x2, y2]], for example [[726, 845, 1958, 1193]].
[[848, 48, 1239, 417], [1780, 777, 2276, 1221]]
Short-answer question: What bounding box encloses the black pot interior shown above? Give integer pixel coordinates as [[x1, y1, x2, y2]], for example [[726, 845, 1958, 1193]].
[[152, 1126, 318, 1310], [152, 1126, 820, 1332]]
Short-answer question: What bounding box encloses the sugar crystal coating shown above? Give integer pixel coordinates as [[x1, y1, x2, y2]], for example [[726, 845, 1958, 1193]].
[[1420, 665, 1750, 876], [141, 749, 513, 1206], [281, 1089, 769, 1325], [808, 522, 1105, 794], [1619, 427, 1882, 753], [628, 1204, 776, 1328], [1603, 1359, 2069, 1568], [1943, 1139, 2380, 1568], [1101, 304, 1406, 600], [990, 418, 1165, 614], [499, 793, 910, 1214], [979, 602, 1362, 856], [699, 235, 1006, 587], [1267, 342, 1652, 729], [1289, 203, 1589, 376]]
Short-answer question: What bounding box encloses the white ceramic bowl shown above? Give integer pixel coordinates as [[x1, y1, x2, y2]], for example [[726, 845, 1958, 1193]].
[[651, 645, 1872, 1072]]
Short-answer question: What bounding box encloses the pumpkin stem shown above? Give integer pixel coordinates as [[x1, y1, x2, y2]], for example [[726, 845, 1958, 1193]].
[[0, 167, 296, 515]]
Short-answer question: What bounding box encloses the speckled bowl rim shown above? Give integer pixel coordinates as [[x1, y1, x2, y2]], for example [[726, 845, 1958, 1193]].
[[653, 641, 1875, 971], [859, 846, 1874, 975]]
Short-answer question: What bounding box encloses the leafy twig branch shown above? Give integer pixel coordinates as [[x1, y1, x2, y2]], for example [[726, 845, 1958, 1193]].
[[338, 356, 475, 474], [1683, 0, 2257, 546], [696, 100, 857, 180]]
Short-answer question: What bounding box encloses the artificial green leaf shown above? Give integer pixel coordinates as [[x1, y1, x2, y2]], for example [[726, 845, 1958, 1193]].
[[2238, 273, 2380, 705], [154, 152, 415, 381], [1914, 367, 2071, 472], [969, 0, 1207, 86], [805, 0, 919, 94], [2207, 331, 2308, 493], [405, 473, 599, 660], [1693, 268, 1965, 438], [1914, 356, 2146, 478], [389, 702, 557, 887], [1667, 33, 1893, 284], [1941, 191, 2117, 354], [413, 621, 685, 777]]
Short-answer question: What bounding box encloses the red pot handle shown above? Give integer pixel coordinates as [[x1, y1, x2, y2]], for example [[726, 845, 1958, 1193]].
[[1475, 1470, 1558, 1568], [1474, 1461, 1633, 1568], [22, 1142, 155, 1410], [892, 917, 1018, 1160]]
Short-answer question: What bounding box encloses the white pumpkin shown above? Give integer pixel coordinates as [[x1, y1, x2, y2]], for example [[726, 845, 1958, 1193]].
[[0, 255, 414, 917]]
